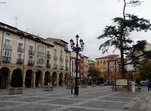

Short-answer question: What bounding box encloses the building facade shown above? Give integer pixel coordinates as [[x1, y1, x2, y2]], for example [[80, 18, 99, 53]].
[[0, 22, 71, 89]]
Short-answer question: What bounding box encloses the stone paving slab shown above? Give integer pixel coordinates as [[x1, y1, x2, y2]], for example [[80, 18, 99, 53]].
[[42, 98, 83, 105], [1, 104, 60, 111], [78, 100, 126, 110], [0, 86, 150, 111]]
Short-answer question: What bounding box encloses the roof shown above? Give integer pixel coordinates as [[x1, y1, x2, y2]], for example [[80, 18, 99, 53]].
[[0, 22, 54, 47], [95, 54, 119, 60]]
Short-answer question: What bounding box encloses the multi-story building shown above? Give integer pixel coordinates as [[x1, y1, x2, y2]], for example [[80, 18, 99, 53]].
[[80, 55, 84, 80], [108, 58, 120, 74], [45, 38, 70, 86], [70, 52, 81, 80], [83, 56, 89, 78], [0, 22, 71, 89], [95, 55, 119, 73], [88, 59, 96, 68]]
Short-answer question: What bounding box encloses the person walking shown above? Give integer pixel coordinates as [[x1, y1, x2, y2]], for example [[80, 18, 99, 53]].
[[136, 79, 141, 91], [147, 80, 151, 91]]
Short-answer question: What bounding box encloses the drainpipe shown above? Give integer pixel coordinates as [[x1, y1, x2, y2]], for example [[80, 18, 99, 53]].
[[0, 30, 4, 67], [23, 37, 26, 88]]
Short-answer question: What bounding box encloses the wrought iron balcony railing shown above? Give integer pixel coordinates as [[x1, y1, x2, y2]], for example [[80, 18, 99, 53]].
[[2, 56, 11, 63], [16, 58, 23, 64], [47, 54, 51, 59], [28, 60, 34, 66], [17, 47, 24, 53]]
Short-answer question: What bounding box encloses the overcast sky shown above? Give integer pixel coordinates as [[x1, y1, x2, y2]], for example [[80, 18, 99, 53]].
[[0, 0, 151, 60]]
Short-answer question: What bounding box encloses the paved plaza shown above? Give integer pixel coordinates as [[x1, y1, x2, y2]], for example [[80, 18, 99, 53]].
[[0, 86, 151, 111]]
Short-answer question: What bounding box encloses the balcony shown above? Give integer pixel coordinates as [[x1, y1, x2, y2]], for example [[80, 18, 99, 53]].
[[65, 66, 69, 71], [37, 59, 45, 66], [60, 57, 63, 62], [16, 58, 23, 64], [28, 50, 35, 55], [46, 63, 51, 68], [47, 54, 51, 59], [28, 60, 34, 66], [53, 64, 58, 69], [2, 56, 11, 63], [17, 47, 24, 53], [59, 66, 63, 70]]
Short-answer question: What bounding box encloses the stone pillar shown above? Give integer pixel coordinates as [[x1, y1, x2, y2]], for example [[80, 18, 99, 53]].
[[56, 72, 59, 86], [23, 70, 26, 88], [33, 71, 36, 88], [132, 81, 135, 92], [7, 69, 12, 88], [41, 71, 44, 87], [62, 73, 65, 86]]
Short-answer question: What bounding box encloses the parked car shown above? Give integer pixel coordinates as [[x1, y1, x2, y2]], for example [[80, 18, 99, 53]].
[[140, 80, 148, 86]]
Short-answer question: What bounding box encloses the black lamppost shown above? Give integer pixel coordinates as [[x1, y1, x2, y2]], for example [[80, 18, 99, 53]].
[[70, 35, 84, 95]]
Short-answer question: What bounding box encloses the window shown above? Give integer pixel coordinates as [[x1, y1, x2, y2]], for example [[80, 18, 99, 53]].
[[29, 56, 33, 61], [29, 46, 33, 51], [3, 39, 11, 57], [18, 53, 22, 59], [4, 39, 10, 48], [18, 43, 24, 53]]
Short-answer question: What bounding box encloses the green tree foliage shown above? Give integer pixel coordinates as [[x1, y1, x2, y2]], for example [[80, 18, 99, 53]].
[[44, 73, 52, 85], [138, 59, 151, 80], [128, 40, 151, 67], [88, 66, 101, 79], [98, 0, 151, 78]]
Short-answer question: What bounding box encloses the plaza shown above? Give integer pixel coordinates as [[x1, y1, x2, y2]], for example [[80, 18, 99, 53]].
[[0, 86, 151, 111]]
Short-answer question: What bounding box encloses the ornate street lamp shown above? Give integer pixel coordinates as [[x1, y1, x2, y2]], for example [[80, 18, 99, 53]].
[[70, 35, 84, 95]]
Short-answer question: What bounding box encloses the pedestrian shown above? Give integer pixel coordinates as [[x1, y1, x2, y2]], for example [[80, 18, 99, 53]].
[[136, 79, 141, 91], [147, 80, 151, 91]]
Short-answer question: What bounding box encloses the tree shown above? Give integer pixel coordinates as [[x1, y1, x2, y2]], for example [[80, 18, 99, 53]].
[[138, 59, 151, 80], [98, 0, 151, 78], [110, 72, 121, 80], [88, 66, 101, 79], [128, 40, 151, 67]]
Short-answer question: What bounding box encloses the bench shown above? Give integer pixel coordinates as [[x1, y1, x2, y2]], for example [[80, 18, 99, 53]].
[[10, 87, 23, 95], [44, 86, 53, 91]]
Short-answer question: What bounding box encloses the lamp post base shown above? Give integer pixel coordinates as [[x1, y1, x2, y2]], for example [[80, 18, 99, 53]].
[[74, 86, 79, 95]]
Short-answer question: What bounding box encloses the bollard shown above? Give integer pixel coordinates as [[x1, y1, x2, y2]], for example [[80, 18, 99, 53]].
[[132, 81, 135, 92]]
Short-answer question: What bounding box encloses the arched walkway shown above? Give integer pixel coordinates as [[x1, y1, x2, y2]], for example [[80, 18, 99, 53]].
[[25, 69, 33, 88], [11, 68, 23, 87], [44, 71, 51, 85], [0, 67, 10, 89], [64, 73, 68, 86], [35, 70, 42, 87], [52, 72, 57, 86], [59, 73, 63, 86]]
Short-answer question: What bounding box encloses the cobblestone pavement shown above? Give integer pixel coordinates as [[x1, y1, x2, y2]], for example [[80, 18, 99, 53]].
[[0, 86, 150, 111]]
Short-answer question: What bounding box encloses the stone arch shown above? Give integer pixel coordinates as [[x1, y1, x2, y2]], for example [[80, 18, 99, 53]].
[[0, 67, 10, 89], [64, 73, 68, 86], [35, 70, 42, 87], [52, 72, 57, 86], [11, 68, 23, 87], [44, 71, 51, 85], [25, 69, 33, 88]]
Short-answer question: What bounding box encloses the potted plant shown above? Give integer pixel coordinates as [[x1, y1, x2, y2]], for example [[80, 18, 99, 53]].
[[81, 79, 87, 88], [44, 74, 53, 91]]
